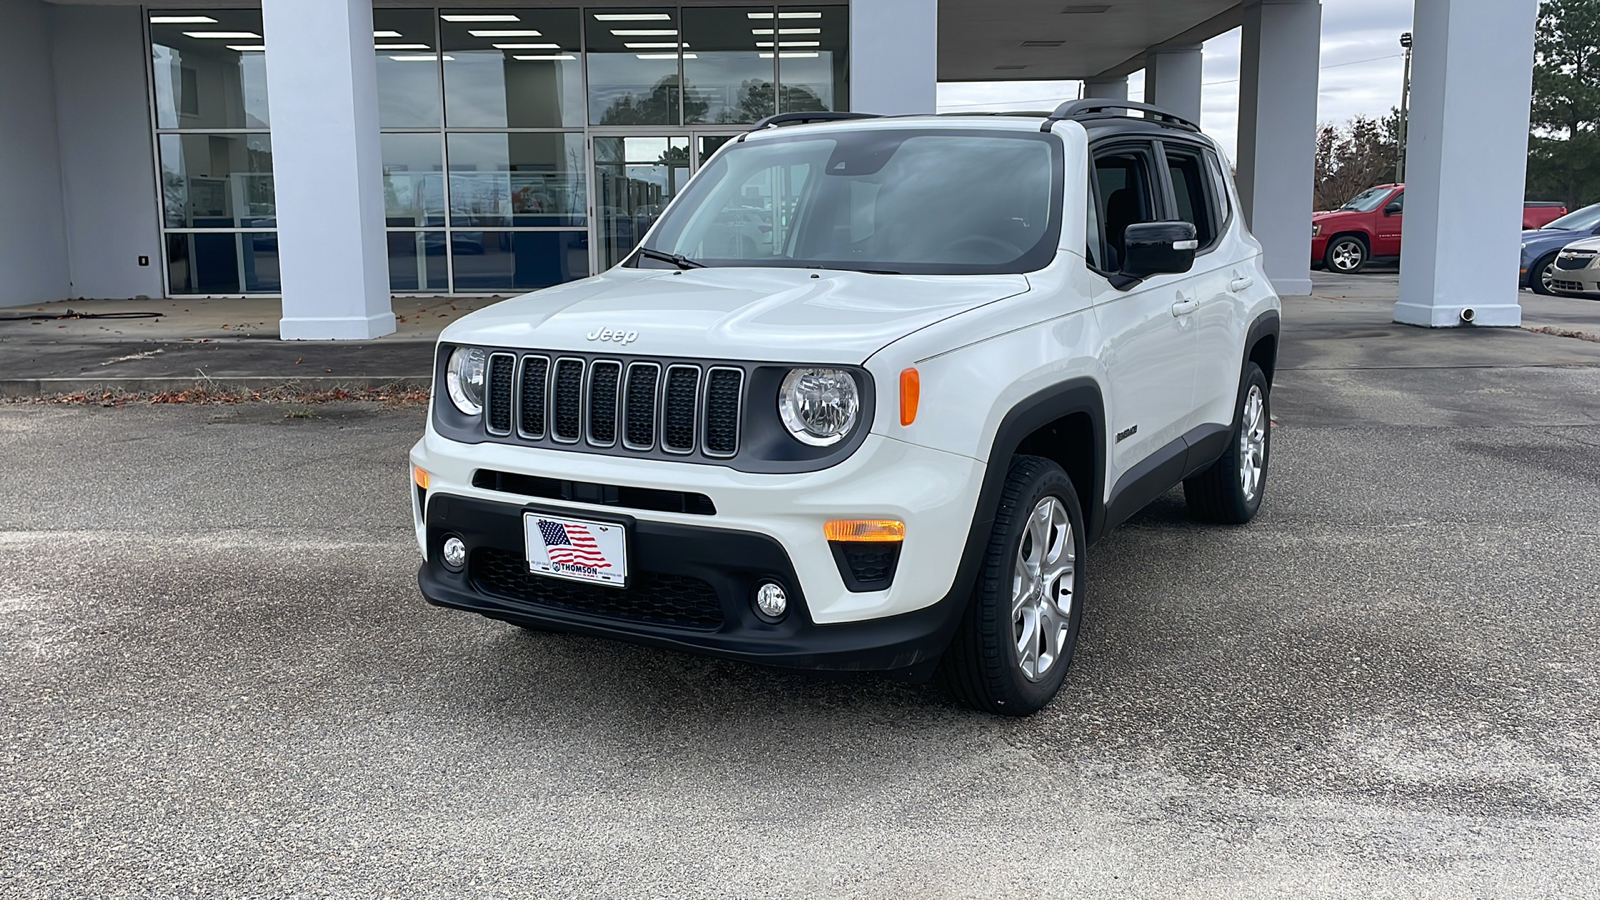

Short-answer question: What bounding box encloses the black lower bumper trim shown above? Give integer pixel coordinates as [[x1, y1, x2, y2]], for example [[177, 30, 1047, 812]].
[[418, 493, 969, 673]]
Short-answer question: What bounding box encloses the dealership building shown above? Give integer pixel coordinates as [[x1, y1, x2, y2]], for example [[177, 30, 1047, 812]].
[[0, 0, 1537, 337]]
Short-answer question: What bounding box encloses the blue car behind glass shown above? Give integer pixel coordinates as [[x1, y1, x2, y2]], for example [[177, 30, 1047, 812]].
[[1521, 203, 1600, 294]]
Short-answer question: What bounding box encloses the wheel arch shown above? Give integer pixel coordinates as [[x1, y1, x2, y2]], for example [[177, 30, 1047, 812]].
[[1245, 310, 1281, 387], [978, 377, 1107, 545], [1325, 230, 1371, 253]]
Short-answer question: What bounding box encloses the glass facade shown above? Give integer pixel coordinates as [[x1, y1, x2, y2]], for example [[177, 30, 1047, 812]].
[[147, 6, 847, 295]]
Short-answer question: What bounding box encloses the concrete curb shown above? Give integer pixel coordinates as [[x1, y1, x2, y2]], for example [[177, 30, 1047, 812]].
[[0, 375, 432, 399]]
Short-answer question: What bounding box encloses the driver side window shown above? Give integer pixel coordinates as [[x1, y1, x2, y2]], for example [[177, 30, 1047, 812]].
[[1090, 146, 1160, 273]]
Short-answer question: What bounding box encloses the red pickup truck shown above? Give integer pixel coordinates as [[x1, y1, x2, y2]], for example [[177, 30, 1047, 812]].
[[1311, 184, 1567, 273]]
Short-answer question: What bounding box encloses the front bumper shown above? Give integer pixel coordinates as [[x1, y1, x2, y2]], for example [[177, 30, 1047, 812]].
[[1548, 267, 1600, 295], [417, 494, 967, 672], [409, 427, 988, 669], [1310, 232, 1328, 263]]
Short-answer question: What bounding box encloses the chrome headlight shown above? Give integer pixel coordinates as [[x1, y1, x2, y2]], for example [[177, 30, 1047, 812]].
[[778, 368, 860, 446], [445, 346, 488, 416]]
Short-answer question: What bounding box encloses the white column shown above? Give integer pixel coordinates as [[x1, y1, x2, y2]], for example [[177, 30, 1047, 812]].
[[1082, 76, 1129, 102], [1237, 0, 1321, 297], [850, 0, 937, 115], [1144, 45, 1203, 124], [1395, 0, 1537, 328], [262, 0, 394, 340]]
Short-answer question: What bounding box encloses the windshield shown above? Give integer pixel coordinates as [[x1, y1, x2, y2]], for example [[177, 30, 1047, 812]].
[[1338, 186, 1395, 212], [634, 129, 1063, 275], [1541, 202, 1600, 231]]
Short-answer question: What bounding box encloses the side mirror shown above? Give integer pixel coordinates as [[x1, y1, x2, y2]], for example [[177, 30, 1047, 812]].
[[1117, 221, 1198, 286], [1384, 201, 1402, 216]]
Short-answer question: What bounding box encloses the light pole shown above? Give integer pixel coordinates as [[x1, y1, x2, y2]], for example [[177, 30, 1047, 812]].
[[1397, 31, 1413, 184]]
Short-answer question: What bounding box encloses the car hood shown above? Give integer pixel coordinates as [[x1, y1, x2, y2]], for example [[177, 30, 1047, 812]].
[[1523, 227, 1574, 243], [1557, 235, 1600, 252], [1313, 209, 1357, 221], [439, 267, 1031, 364]]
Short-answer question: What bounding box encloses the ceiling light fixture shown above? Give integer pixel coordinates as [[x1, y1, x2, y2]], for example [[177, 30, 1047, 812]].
[[390, 54, 453, 61], [756, 41, 819, 47], [227, 45, 267, 52], [624, 42, 687, 49], [513, 54, 575, 60], [595, 13, 671, 21], [468, 29, 542, 37], [759, 51, 819, 58], [373, 30, 403, 38], [492, 43, 561, 49], [376, 44, 431, 50], [151, 15, 217, 24], [184, 31, 261, 39], [441, 14, 519, 22], [780, 11, 824, 18], [610, 29, 678, 36], [636, 52, 695, 59]]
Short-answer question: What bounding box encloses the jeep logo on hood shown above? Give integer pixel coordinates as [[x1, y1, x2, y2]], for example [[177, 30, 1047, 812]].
[[587, 327, 638, 345]]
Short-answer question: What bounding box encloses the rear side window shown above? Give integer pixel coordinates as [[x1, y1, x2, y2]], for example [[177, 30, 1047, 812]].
[[1164, 146, 1217, 248]]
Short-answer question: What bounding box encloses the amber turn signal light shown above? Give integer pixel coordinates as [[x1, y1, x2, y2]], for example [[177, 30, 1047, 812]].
[[824, 519, 906, 543], [413, 466, 430, 489], [900, 367, 920, 426]]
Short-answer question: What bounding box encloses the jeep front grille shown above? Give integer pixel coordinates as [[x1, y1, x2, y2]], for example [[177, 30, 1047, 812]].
[[484, 351, 746, 460]]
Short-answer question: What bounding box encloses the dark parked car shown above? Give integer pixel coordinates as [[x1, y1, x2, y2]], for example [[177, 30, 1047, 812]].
[[1520, 202, 1600, 294]]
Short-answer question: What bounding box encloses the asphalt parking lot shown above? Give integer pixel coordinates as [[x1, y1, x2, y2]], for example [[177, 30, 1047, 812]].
[[4, 277, 1600, 898]]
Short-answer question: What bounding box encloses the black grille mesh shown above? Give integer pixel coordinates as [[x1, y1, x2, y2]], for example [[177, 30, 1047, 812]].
[[553, 359, 584, 441], [703, 369, 742, 455], [486, 354, 515, 434], [518, 357, 549, 438], [588, 362, 621, 445], [624, 364, 659, 448], [471, 548, 723, 630], [491, 351, 745, 458], [663, 366, 699, 452], [1556, 253, 1595, 271]]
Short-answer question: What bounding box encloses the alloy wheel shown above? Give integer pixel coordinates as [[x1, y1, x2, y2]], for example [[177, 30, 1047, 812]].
[[1239, 384, 1267, 502], [1011, 496, 1076, 682], [1331, 240, 1364, 272]]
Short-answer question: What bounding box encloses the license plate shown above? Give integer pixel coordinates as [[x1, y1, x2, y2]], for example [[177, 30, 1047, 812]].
[[523, 512, 628, 588]]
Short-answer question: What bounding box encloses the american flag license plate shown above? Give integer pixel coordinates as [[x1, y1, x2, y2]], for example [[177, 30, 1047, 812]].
[[523, 512, 629, 588]]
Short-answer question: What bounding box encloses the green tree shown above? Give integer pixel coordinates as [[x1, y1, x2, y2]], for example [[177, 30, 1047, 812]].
[[1528, 0, 1600, 207]]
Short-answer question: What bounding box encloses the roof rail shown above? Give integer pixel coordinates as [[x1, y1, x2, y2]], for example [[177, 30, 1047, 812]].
[[749, 111, 881, 131], [1040, 100, 1199, 133]]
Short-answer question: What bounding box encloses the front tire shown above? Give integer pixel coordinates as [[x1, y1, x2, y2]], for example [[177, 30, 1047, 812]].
[[1530, 252, 1560, 295], [1324, 235, 1367, 274], [1185, 362, 1271, 524], [939, 456, 1086, 716]]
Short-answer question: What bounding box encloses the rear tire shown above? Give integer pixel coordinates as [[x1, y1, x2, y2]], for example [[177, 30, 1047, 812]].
[[1530, 252, 1560, 295], [1323, 235, 1367, 274], [939, 456, 1086, 717], [1185, 363, 1271, 524]]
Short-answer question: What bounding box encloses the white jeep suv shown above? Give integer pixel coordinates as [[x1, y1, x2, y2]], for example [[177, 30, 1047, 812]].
[[409, 101, 1281, 716]]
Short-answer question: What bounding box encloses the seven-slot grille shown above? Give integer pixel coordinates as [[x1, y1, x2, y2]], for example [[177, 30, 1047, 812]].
[[481, 353, 745, 459]]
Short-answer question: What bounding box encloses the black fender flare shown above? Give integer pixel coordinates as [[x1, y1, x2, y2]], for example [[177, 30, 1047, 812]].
[[1244, 308, 1281, 386]]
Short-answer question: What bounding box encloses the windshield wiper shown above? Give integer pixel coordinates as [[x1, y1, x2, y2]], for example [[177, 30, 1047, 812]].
[[635, 246, 705, 270]]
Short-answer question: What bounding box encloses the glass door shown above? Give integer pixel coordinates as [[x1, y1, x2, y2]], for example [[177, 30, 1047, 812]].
[[590, 130, 744, 271], [593, 134, 691, 271]]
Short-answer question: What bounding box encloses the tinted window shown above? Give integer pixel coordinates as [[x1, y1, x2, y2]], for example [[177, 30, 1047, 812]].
[[1165, 147, 1215, 247], [1091, 147, 1159, 271], [1543, 202, 1600, 231], [643, 130, 1063, 275], [1339, 186, 1394, 212]]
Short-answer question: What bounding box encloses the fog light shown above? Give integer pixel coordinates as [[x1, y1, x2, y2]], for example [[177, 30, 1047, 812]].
[[754, 582, 788, 619], [441, 536, 467, 571]]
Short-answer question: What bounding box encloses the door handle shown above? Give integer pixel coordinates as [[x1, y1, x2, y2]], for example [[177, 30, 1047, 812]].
[[1171, 296, 1199, 317], [1229, 276, 1255, 293]]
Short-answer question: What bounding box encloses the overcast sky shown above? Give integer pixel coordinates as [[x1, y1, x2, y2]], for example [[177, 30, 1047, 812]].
[[936, 0, 1416, 163]]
